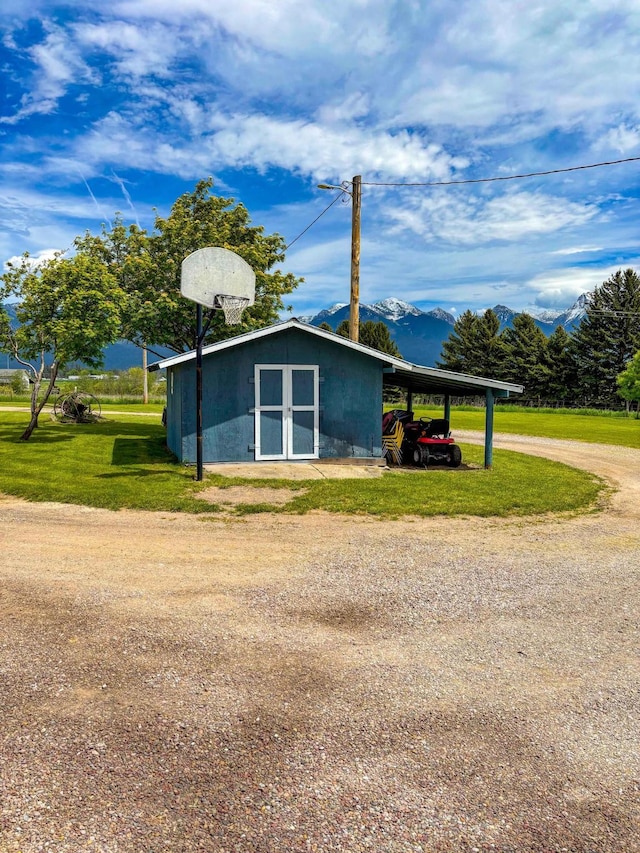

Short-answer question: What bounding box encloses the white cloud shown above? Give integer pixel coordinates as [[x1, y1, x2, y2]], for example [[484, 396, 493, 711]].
[[64, 109, 465, 183], [392, 1, 640, 135], [527, 262, 640, 308], [3, 248, 61, 271], [73, 20, 182, 78], [598, 123, 640, 154], [551, 246, 603, 256], [111, 0, 386, 57], [385, 190, 599, 245], [3, 0, 640, 319], [1, 25, 98, 124]]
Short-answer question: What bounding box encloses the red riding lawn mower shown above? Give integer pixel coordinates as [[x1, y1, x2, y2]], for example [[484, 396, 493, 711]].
[[382, 409, 463, 468]]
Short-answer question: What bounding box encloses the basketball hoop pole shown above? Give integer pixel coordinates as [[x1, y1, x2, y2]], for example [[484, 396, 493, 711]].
[[196, 304, 204, 481], [180, 247, 255, 479], [195, 304, 216, 481]]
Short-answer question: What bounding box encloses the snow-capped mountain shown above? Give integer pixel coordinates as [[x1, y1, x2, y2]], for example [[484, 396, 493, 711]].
[[489, 304, 518, 326], [370, 298, 424, 321], [526, 306, 563, 323], [305, 294, 589, 365], [525, 295, 588, 327], [428, 307, 456, 324], [555, 293, 589, 327]]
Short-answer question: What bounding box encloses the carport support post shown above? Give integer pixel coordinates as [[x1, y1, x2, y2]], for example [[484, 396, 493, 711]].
[[484, 388, 494, 469], [406, 388, 413, 414], [444, 394, 451, 424]]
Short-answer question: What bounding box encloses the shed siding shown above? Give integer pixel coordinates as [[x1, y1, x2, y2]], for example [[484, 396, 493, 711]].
[[165, 365, 182, 459], [170, 327, 385, 463]]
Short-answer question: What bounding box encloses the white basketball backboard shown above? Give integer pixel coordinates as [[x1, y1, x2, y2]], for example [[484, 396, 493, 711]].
[[181, 247, 256, 309]]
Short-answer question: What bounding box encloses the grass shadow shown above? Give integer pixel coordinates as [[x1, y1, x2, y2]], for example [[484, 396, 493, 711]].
[[97, 469, 176, 479], [0, 428, 74, 445], [111, 437, 172, 466]]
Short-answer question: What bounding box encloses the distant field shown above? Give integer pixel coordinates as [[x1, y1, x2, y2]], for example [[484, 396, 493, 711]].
[[409, 405, 640, 449]]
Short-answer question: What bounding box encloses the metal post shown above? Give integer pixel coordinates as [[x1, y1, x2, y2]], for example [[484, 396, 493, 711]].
[[142, 344, 148, 404], [444, 393, 451, 424], [484, 388, 494, 469], [196, 303, 203, 481], [349, 175, 362, 343]]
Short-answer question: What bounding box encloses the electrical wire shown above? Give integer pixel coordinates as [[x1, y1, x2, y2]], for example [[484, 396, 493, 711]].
[[589, 309, 640, 317], [285, 192, 345, 251], [283, 155, 640, 252], [362, 156, 640, 187]]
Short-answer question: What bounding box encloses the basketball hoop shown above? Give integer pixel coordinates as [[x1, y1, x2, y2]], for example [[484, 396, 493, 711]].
[[180, 247, 256, 481], [216, 294, 250, 325]]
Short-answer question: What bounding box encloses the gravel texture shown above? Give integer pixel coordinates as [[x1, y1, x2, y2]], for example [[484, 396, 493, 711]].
[[0, 434, 639, 852]]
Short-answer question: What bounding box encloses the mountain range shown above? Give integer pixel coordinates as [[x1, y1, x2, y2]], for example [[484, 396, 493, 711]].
[[303, 295, 588, 365], [2, 295, 588, 371]]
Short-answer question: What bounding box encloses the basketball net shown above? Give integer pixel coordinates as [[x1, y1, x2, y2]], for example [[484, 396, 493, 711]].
[[218, 295, 250, 325]]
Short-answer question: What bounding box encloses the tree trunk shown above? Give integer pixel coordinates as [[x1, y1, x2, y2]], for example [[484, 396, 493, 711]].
[[20, 362, 60, 441]]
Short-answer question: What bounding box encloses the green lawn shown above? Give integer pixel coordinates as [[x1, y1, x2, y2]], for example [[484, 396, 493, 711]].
[[0, 411, 207, 512], [0, 409, 605, 518]]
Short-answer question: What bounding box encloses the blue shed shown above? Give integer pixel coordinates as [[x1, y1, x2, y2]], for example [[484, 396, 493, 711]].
[[149, 319, 523, 467]]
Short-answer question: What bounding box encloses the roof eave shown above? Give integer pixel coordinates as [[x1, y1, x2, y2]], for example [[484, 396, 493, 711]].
[[147, 318, 405, 372]]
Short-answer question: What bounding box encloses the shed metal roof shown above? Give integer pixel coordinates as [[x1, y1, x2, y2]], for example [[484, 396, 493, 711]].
[[149, 318, 523, 398]]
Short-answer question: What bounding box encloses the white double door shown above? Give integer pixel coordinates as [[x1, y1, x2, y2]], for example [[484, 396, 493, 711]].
[[254, 365, 319, 460]]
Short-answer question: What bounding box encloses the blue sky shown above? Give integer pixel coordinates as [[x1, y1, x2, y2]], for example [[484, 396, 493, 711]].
[[2, 0, 640, 318]]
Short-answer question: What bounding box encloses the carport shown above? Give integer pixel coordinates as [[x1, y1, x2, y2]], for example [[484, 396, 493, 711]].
[[382, 363, 523, 468]]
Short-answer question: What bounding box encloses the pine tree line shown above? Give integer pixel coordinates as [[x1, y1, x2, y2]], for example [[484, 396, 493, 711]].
[[438, 269, 640, 409]]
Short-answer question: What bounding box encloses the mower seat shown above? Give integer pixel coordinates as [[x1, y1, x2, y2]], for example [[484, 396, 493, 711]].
[[424, 418, 450, 438]]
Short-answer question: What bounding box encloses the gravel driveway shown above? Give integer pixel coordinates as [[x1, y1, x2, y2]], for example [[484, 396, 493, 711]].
[[1, 435, 638, 852]]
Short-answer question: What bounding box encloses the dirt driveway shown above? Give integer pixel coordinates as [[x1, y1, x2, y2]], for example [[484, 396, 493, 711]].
[[1, 435, 638, 852]]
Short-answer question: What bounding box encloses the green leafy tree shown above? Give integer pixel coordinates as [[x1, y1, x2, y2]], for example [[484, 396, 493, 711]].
[[318, 321, 333, 332], [75, 179, 301, 353], [617, 350, 640, 416], [0, 253, 127, 440], [438, 309, 503, 376], [10, 370, 28, 394], [499, 313, 550, 401], [335, 319, 402, 357], [570, 269, 640, 407]]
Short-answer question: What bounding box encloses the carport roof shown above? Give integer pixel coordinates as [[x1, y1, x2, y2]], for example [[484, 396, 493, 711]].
[[381, 362, 523, 397], [149, 318, 523, 398]]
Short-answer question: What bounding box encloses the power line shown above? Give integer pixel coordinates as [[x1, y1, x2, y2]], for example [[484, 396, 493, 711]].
[[362, 156, 640, 187], [283, 154, 640, 252], [590, 309, 640, 317], [285, 191, 345, 251]]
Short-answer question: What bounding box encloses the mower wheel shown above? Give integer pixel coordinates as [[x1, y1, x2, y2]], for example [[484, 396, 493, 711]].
[[413, 445, 429, 468], [447, 444, 462, 468]]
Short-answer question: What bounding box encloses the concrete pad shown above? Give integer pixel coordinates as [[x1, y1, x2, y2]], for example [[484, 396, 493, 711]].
[[203, 461, 389, 480]]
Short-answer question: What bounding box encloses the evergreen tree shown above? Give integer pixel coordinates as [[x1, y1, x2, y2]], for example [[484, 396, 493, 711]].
[[570, 269, 640, 407], [335, 319, 402, 357], [499, 313, 549, 401], [437, 310, 481, 373], [318, 321, 333, 332], [544, 324, 576, 405], [438, 309, 502, 376]]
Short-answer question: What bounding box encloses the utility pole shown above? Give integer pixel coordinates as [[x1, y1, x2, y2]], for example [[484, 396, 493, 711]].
[[349, 174, 362, 343], [317, 175, 362, 342]]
